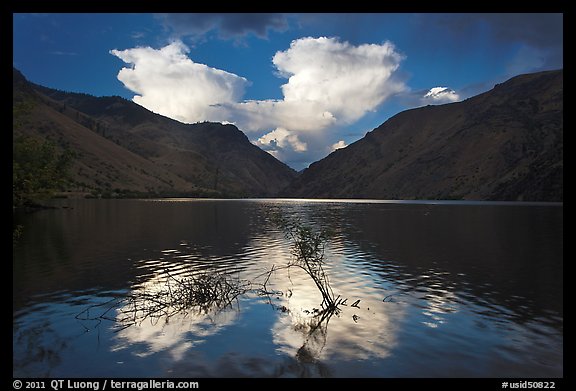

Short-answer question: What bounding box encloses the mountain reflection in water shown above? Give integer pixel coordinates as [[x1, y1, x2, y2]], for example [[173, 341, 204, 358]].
[[13, 199, 562, 377]]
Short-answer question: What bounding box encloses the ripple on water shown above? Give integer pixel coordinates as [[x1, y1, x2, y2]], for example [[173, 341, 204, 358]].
[[13, 199, 563, 377]]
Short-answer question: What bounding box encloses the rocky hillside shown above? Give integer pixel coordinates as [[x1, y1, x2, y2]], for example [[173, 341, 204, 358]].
[[13, 68, 297, 197], [284, 70, 563, 201]]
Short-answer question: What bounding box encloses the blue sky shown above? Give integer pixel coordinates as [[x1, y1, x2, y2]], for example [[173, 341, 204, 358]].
[[13, 13, 563, 170]]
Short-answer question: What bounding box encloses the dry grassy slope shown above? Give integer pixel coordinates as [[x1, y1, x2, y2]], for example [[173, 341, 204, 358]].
[[284, 69, 563, 201], [14, 68, 297, 197], [15, 103, 199, 195]]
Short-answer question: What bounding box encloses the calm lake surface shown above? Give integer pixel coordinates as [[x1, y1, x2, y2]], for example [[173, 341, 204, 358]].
[[13, 199, 563, 377]]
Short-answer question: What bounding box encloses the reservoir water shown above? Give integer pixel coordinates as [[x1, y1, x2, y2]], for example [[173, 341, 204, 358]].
[[13, 199, 563, 377]]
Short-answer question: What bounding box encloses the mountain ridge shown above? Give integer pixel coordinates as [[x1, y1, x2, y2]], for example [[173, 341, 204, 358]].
[[13, 68, 563, 201], [283, 69, 563, 202], [13, 68, 297, 198]]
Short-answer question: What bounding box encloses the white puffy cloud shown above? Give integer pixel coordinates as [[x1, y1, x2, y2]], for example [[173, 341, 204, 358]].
[[254, 127, 308, 159], [422, 87, 460, 104], [331, 140, 347, 151], [273, 37, 405, 123], [224, 37, 406, 166], [215, 37, 406, 135], [111, 37, 406, 168], [217, 99, 337, 133], [110, 41, 248, 124]]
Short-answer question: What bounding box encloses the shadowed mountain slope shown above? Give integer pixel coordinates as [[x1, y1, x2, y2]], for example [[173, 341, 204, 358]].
[[13, 68, 297, 197], [283, 70, 563, 201]]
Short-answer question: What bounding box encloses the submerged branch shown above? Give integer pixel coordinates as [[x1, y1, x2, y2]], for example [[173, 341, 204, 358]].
[[77, 212, 358, 332], [76, 269, 251, 331], [271, 212, 343, 313]]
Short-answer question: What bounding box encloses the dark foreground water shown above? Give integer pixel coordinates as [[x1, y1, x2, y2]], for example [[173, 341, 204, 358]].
[[13, 199, 563, 377]]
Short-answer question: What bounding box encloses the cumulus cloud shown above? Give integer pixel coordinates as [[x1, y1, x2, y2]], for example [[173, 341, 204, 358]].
[[111, 37, 406, 168], [255, 127, 308, 159], [110, 41, 247, 123], [274, 37, 405, 123], [217, 99, 337, 133], [331, 140, 347, 151], [422, 87, 460, 104], [221, 37, 406, 163]]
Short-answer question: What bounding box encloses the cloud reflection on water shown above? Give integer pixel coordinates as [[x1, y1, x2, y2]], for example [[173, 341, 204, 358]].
[[13, 200, 563, 377], [108, 233, 407, 376]]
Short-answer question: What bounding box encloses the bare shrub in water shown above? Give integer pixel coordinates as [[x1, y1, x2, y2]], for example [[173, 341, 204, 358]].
[[77, 213, 351, 331], [76, 268, 250, 331], [271, 214, 347, 314]]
